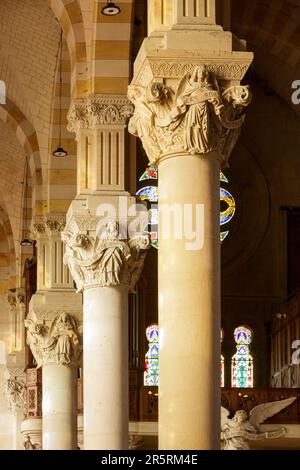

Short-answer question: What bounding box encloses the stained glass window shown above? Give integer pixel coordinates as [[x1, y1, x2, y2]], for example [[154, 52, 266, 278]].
[[144, 324, 159, 386], [136, 186, 158, 203], [221, 354, 225, 388], [136, 167, 236, 248], [221, 328, 225, 388], [139, 165, 158, 181], [231, 326, 253, 388], [220, 188, 235, 225]]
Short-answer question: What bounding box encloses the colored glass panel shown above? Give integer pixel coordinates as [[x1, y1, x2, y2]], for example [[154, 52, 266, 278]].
[[144, 325, 159, 386], [231, 326, 254, 388]]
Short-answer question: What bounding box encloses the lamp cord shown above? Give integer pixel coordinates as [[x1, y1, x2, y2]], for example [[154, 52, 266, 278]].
[[59, 29, 63, 147]]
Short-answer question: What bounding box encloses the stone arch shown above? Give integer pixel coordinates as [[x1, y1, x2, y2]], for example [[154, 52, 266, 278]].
[[0, 99, 42, 217], [48, 0, 89, 98]]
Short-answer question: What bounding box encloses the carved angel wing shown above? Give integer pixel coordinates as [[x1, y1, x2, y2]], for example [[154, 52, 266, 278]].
[[221, 406, 231, 429], [249, 397, 296, 430]]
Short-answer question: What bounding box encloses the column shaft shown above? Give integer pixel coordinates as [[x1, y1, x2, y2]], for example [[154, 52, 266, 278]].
[[158, 155, 220, 450], [84, 286, 128, 450], [43, 364, 78, 450]]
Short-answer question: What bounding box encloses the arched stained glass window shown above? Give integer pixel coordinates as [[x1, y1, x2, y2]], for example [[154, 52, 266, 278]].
[[136, 167, 236, 248], [221, 354, 225, 388], [221, 328, 225, 388], [231, 326, 254, 388], [144, 324, 159, 386]]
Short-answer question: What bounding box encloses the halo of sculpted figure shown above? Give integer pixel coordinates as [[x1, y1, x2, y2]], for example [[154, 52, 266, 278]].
[[221, 397, 296, 450], [128, 65, 252, 165]]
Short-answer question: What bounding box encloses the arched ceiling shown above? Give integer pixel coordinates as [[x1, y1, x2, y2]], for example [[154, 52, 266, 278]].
[[0, 0, 61, 172], [231, 0, 300, 117], [0, 120, 26, 255]]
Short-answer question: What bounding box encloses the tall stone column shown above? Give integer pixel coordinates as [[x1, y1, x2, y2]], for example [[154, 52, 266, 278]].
[[25, 214, 82, 450], [63, 96, 150, 449], [128, 0, 253, 450]]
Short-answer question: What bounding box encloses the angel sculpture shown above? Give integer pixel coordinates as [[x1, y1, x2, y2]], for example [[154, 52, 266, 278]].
[[221, 397, 296, 450]]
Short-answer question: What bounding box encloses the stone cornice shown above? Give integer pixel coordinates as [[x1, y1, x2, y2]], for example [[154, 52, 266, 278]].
[[67, 94, 134, 136]]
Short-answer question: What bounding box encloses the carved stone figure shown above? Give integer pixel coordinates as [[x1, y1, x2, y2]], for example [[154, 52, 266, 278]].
[[62, 221, 150, 292], [23, 434, 40, 450], [2, 368, 26, 411], [25, 313, 81, 367], [128, 65, 251, 166], [221, 397, 296, 450], [128, 434, 143, 450]]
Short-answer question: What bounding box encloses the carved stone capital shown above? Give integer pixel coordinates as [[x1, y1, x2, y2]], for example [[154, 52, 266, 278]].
[[31, 215, 66, 239], [62, 220, 151, 292], [2, 367, 26, 411], [25, 309, 82, 368], [128, 65, 251, 166], [67, 94, 134, 137], [7, 288, 25, 307]]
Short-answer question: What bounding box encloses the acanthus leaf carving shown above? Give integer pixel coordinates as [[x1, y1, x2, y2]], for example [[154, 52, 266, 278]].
[[62, 220, 151, 292], [67, 95, 134, 137], [25, 312, 82, 368], [128, 65, 252, 166], [31, 215, 66, 239]]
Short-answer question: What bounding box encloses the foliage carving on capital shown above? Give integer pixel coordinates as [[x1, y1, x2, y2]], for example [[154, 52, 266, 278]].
[[25, 312, 82, 368], [62, 221, 151, 291], [67, 95, 134, 137], [31, 215, 66, 239], [128, 65, 251, 165]]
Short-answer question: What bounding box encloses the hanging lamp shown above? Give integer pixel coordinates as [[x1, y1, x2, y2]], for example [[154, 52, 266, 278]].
[[53, 29, 68, 157], [101, 2, 121, 16]]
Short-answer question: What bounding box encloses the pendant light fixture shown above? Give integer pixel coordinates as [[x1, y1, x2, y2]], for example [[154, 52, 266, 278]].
[[53, 29, 68, 157], [101, 2, 121, 16], [20, 160, 33, 247]]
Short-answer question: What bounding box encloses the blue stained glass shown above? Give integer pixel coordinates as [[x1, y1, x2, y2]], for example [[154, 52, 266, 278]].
[[149, 208, 158, 226], [231, 326, 253, 388], [144, 325, 159, 386], [136, 186, 158, 202], [220, 188, 236, 226]]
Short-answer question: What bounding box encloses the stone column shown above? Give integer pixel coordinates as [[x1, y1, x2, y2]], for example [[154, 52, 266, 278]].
[[25, 214, 82, 450], [7, 288, 25, 354], [2, 366, 26, 450], [128, 3, 253, 449], [63, 219, 150, 449], [63, 95, 150, 449]]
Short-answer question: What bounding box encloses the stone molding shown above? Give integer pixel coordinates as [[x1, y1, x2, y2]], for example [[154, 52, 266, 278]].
[[67, 94, 134, 137], [62, 220, 151, 292], [128, 65, 251, 166]]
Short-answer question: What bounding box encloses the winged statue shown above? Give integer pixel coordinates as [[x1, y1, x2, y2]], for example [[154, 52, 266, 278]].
[[221, 397, 296, 450]]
